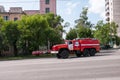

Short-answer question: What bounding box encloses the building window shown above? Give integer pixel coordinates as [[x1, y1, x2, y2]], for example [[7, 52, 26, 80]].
[[3, 16, 9, 21], [45, 8, 50, 13], [46, 0, 50, 4], [14, 17, 18, 21]]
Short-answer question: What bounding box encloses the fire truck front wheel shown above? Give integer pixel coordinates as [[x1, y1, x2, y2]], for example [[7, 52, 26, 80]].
[[83, 49, 90, 57], [56, 54, 61, 59], [57, 50, 69, 59]]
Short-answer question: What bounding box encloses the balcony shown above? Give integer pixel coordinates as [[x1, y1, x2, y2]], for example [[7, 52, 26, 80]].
[[106, 12, 110, 16], [105, 2, 109, 6], [105, 7, 109, 11], [105, 0, 109, 3]]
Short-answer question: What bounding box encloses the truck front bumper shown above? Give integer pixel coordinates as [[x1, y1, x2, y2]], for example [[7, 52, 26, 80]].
[[51, 51, 58, 54]]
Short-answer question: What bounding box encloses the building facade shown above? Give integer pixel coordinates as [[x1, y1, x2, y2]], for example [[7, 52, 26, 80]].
[[0, 7, 25, 21], [0, 5, 5, 12], [105, 0, 120, 36], [40, 0, 56, 14], [24, 10, 40, 15], [0, 0, 56, 21]]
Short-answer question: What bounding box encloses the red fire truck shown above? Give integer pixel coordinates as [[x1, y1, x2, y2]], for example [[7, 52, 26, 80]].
[[51, 38, 100, 59]]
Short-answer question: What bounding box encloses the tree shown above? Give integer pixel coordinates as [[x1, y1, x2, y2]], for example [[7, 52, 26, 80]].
[[18, 14, 49, 54], [17, 14, 64, 54], [0, 16, 4, 27], [44, 13, 64, 28], [0, 16, 4, 56], [94, 21, 118, 46], [75, 7, 93, 38], [110, 22, 118, 37], [66, 28, 77, 40], [116, 36, 120, 46], [44, 13, 64, 47], [66, 7, 93, 39], [109, 22, 118, 46], [75, 7, 93, 28], [44, 13, 65, 38], [94, 23, 110, 45], [1, 21, 20, 56], [77, 26, 93, 38], [0, 13, 64, 56]]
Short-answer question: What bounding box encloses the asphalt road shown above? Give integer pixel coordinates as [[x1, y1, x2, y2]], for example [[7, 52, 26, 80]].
[[0, 49, 120, 80]]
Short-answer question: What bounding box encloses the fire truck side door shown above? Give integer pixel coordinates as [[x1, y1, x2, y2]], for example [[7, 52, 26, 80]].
[[68, 41, 73, 50]]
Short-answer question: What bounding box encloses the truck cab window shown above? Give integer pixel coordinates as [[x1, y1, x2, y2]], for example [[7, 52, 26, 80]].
[[69, 41, 72, 44]]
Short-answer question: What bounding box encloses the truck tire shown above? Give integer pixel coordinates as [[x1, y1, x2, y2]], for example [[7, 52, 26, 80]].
[[83, 49, 90, 57], [59, 50, 69, 59], [56, 54, 61, 59], [90, 49, 96, 56], [76, 54, 81, 57], [75, 51, 81, 57]]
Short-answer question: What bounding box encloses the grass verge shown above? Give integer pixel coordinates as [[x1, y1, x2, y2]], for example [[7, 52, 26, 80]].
[[0, 54, 56, 61]]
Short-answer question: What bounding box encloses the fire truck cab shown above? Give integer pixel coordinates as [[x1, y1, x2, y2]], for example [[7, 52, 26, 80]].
[[51, 38, 100, 59]]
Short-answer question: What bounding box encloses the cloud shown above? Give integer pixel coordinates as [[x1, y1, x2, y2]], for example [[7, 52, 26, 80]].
[[88, 0, 105, 19], [66, 2, 80, 15]]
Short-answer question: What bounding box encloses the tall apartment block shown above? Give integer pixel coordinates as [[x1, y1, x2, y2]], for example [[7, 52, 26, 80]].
[[105, 0, 120, 36], [40, 0, 56, 14]]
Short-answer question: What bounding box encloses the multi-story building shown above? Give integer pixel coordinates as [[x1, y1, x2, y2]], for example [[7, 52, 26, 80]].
[[0, 0, 56, 21], [40, 0, 56, 14], [24, 10, 40, 15], [105, 0, 120, 36], [0, 5, 5, 12], [0, 7, 25, 21]]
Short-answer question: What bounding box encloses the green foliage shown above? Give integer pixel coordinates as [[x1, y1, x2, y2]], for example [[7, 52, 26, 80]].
[[94, 23, 110, 44], [2, 21, 20, 45], [17, 14, 63, 54], [0, 16, 4, 49], [0, 16, 4, 27], [1, 21, 20, 56], [17, 14, 49, 54], [94, 21, 119, 45], [77, 26, 93, 38], [110, 22, 118, 36], [75, 7, 93, 28], [66, 7, 93, 40], [44, 13, 64, 28], [116, 36, 120, 46], [0, 13, 64, 56], [66, 28, 77, 40]]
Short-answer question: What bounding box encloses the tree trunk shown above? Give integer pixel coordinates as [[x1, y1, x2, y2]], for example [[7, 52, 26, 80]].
[[13, 43, 18, 57], [0, 51, 2, 57]]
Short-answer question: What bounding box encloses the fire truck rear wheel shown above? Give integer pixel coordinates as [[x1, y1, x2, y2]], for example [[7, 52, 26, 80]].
[[75, 51, 81, 57], [76, 54, 81, 57], [59, 50, 69, 59], [83, 49, 90, 57], [90, 49, 96, 56]]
